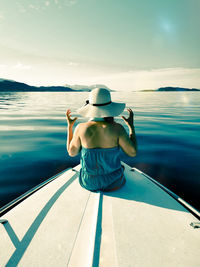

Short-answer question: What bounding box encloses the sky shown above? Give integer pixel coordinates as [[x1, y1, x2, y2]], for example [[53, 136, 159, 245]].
[[0, 0, 200, 91]]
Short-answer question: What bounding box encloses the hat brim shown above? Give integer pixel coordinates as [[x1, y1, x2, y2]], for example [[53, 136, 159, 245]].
[[77, 102, 126, 118]]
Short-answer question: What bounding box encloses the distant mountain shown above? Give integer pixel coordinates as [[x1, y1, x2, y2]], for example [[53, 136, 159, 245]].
[[0, 79, 112, 92], [157, 87, 200, 91], [64, 84, 114, 91], [141, 86, 200, 92], [0, 79, 74, 92]]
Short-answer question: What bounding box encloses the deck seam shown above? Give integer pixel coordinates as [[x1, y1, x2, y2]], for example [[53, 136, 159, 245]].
[[67, 192, 91, 266], [92, 192, 103, 267]]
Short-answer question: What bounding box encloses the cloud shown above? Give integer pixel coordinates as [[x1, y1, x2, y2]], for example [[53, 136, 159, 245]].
[[67, 61, 79, 67], [86, 68, 200, 91], [0, 12, 4, 20], [16, 2, 27, 13], [0, 62, 32, 71], [13, 62, 32, 70], [15, 0, 78, 12], [45, 1, 50, 6], [1, 55, 199, 91], [0, 64, 7, 69], [29, 4, 41, 10], [64, 0, 77, 6]]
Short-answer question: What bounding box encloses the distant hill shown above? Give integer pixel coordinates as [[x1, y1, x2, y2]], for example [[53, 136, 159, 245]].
[[65, 84, 113, 91], [141, 86, 200, 92], [0, 79, 111, 92], [157, 87, 200, 91], [0, 79, 74, 92]]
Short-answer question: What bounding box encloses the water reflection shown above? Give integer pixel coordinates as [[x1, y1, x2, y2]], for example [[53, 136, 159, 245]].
[[0, 92, 200, 210]]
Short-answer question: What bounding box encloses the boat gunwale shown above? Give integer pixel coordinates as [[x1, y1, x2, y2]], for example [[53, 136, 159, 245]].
[[133, 167, 200, 221], [0, 167, 72, 217]]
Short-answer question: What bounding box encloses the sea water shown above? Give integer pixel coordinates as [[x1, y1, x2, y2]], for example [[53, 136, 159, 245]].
[[0, 91, 200, 210]]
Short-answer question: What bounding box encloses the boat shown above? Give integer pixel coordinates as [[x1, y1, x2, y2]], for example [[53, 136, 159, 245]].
[[0, 163, 200, 266]]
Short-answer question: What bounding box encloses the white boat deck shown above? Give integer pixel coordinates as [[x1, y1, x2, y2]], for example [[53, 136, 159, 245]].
[[0, 163, 200, 267]]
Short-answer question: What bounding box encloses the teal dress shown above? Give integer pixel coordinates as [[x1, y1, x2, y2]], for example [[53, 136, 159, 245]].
[[79, 146, 125, 192]]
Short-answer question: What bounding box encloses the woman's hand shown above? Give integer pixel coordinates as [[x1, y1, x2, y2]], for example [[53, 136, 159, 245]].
[[66, 109, 77, 127], [121, 108, 134, 129]]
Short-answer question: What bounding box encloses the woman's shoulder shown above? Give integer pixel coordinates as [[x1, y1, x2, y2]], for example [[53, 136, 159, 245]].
[[78, 121, 95, 128], [112, 122, 125, 130], [75, 121, 94, 133], [102, 121, 125, 135]]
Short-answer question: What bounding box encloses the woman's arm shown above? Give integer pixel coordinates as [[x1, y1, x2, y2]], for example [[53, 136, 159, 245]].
[[66, 109, 81, 157], [118, 108, 137, 157]]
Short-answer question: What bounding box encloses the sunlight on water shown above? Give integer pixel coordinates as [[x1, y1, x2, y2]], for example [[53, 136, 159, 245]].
[[180, 94, 190, 105], [0, 125, 64, 131]]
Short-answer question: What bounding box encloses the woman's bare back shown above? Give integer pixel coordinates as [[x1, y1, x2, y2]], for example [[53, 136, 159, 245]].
[[79, 121, 120, 149]]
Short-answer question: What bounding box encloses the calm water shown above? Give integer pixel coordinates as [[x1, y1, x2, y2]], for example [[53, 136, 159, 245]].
[[0, 91, 200, 210]]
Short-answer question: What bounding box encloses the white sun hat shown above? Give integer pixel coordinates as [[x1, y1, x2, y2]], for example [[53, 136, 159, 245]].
[[77, 88, 126, 118]]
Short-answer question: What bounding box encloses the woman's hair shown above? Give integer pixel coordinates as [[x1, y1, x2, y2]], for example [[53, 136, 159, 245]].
[[103, 117, 114, 123]]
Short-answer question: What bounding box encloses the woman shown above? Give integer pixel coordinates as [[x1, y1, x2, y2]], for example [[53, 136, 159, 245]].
[[66, 88, 137, 192]]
